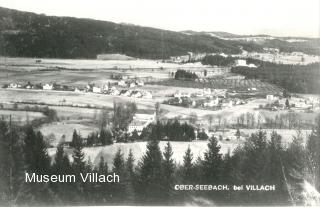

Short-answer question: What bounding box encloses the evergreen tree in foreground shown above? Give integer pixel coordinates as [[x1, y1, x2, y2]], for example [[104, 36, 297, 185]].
[[19, 126, 54, 205], [182, 146, 194, 183], [111, 148, 126, 204], [202, 136, 223, 184], [162, 142, 175, 203], [137, 140, 164, 204]]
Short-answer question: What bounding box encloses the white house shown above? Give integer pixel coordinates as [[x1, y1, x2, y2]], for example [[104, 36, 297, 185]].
[[93, 87, 102, 93], [110, 89, 120, 96], [235, 59, 247, 66], [221, 100, 233, 108], [266, 94, 278, 101], [136, 80, 144, 86], [43, 83, 54, 90], [142, 91, 153, 99], [102, 84, 109, 92], [74, 88, 82, 93], [131, 91, 142, 98], [118, 80, 126, 86], [129, 82, 136, 88], [204, 97, 219, 107], [8, 83, 22, 88]]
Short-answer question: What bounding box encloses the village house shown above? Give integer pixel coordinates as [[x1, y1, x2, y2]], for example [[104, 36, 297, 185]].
[[8, 83, 22, 88], [136, 80, 144, 86], [118, 80, 126, 86], [174, 91, 191, 98], [143, 91, 153, 99], [24, 82, 34, 89], [92, 86, 102, 93], [102, 84, 109, 92], [221, 100, 233, 108], [74, 87, 82, 93], [43, 83, 54, 90], [266, 94, 277, 101], [131, 91, 142, 98], [204, 97, 220, 107], [129, 82, 136, 88]]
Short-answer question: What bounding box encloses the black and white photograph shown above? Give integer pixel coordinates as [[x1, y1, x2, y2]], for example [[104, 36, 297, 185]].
[[0, 0, 319, 206]]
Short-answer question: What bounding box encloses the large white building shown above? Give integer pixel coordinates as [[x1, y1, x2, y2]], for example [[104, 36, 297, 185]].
[[128, 111, 156, 134], [43, 83, 54, 90]]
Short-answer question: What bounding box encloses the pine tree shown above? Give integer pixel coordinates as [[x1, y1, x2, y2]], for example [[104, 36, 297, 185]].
[[182, 146, 194, 183], [72, 132, 85, 173], [97, 156, 110, 204], [162, 142, 175, 202], [111, 148, 126, 204], [100, 129, 113, 145], [130, 130, 139, 142], [51, 144, 74, 204], [202, 136, 223, 183], [235, 128, 241, 140], [306, 115, 320, 191], [70, 130, 79, 148], [18, 126, 54, 205], [126, 149, 135, 177], [71, 130, 86, 203], [137, 140, 163, 204], [98, 156, 108, 174], [125, 149, 136, 204]]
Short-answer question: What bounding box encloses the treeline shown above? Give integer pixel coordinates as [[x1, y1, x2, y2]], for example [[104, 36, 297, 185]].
[[140, 120, 196, 141], [231, 62, 320, 94], [201, 54, 235, 66], [1, 116, 320, 205], [75, 120, 198, 147], [174, 69, 198, 80]]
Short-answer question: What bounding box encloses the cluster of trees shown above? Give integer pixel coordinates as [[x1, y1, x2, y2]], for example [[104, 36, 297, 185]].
[[231, 62, 320, 94], [140, 120, 196, 141], [201, 55, 235, 66], [163, 97, 193, 107], [112, 102, 137, 130], [174, 70, 198, 80], [235, 111, 311, 130], [1, 115, 320, 205]]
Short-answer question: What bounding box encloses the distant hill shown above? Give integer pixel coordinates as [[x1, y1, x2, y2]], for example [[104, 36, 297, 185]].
[[0, 7, 249, 59], [183, 30, 320, 55]]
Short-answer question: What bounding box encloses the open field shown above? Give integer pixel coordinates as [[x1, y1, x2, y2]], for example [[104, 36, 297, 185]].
[[2, 88, 317, 128], [149, 78, 283, 95], [0, 57, 212, 86], [40, 120, 99, 146], [0, 109, 45, 123]]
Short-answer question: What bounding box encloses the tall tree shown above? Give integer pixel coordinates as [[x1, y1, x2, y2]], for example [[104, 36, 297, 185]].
[[111, 149, 126, 204], [136, 140, 164, 204], [100, 129, 113, 145], [19, 126, 53, 205], [182, 146, 194, 183], [162, 142, 175, 202], [202, 136, 223, 184]]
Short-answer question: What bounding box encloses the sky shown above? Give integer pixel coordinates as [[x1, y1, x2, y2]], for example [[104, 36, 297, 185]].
[[0, 0, 319, 38]]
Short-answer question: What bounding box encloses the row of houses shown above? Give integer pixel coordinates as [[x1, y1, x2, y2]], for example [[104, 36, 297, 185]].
[[174, 88, 227, 99], [117, 80, 144, 87], [7, 82, 55, 90], [6, 82, 153, 99]]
